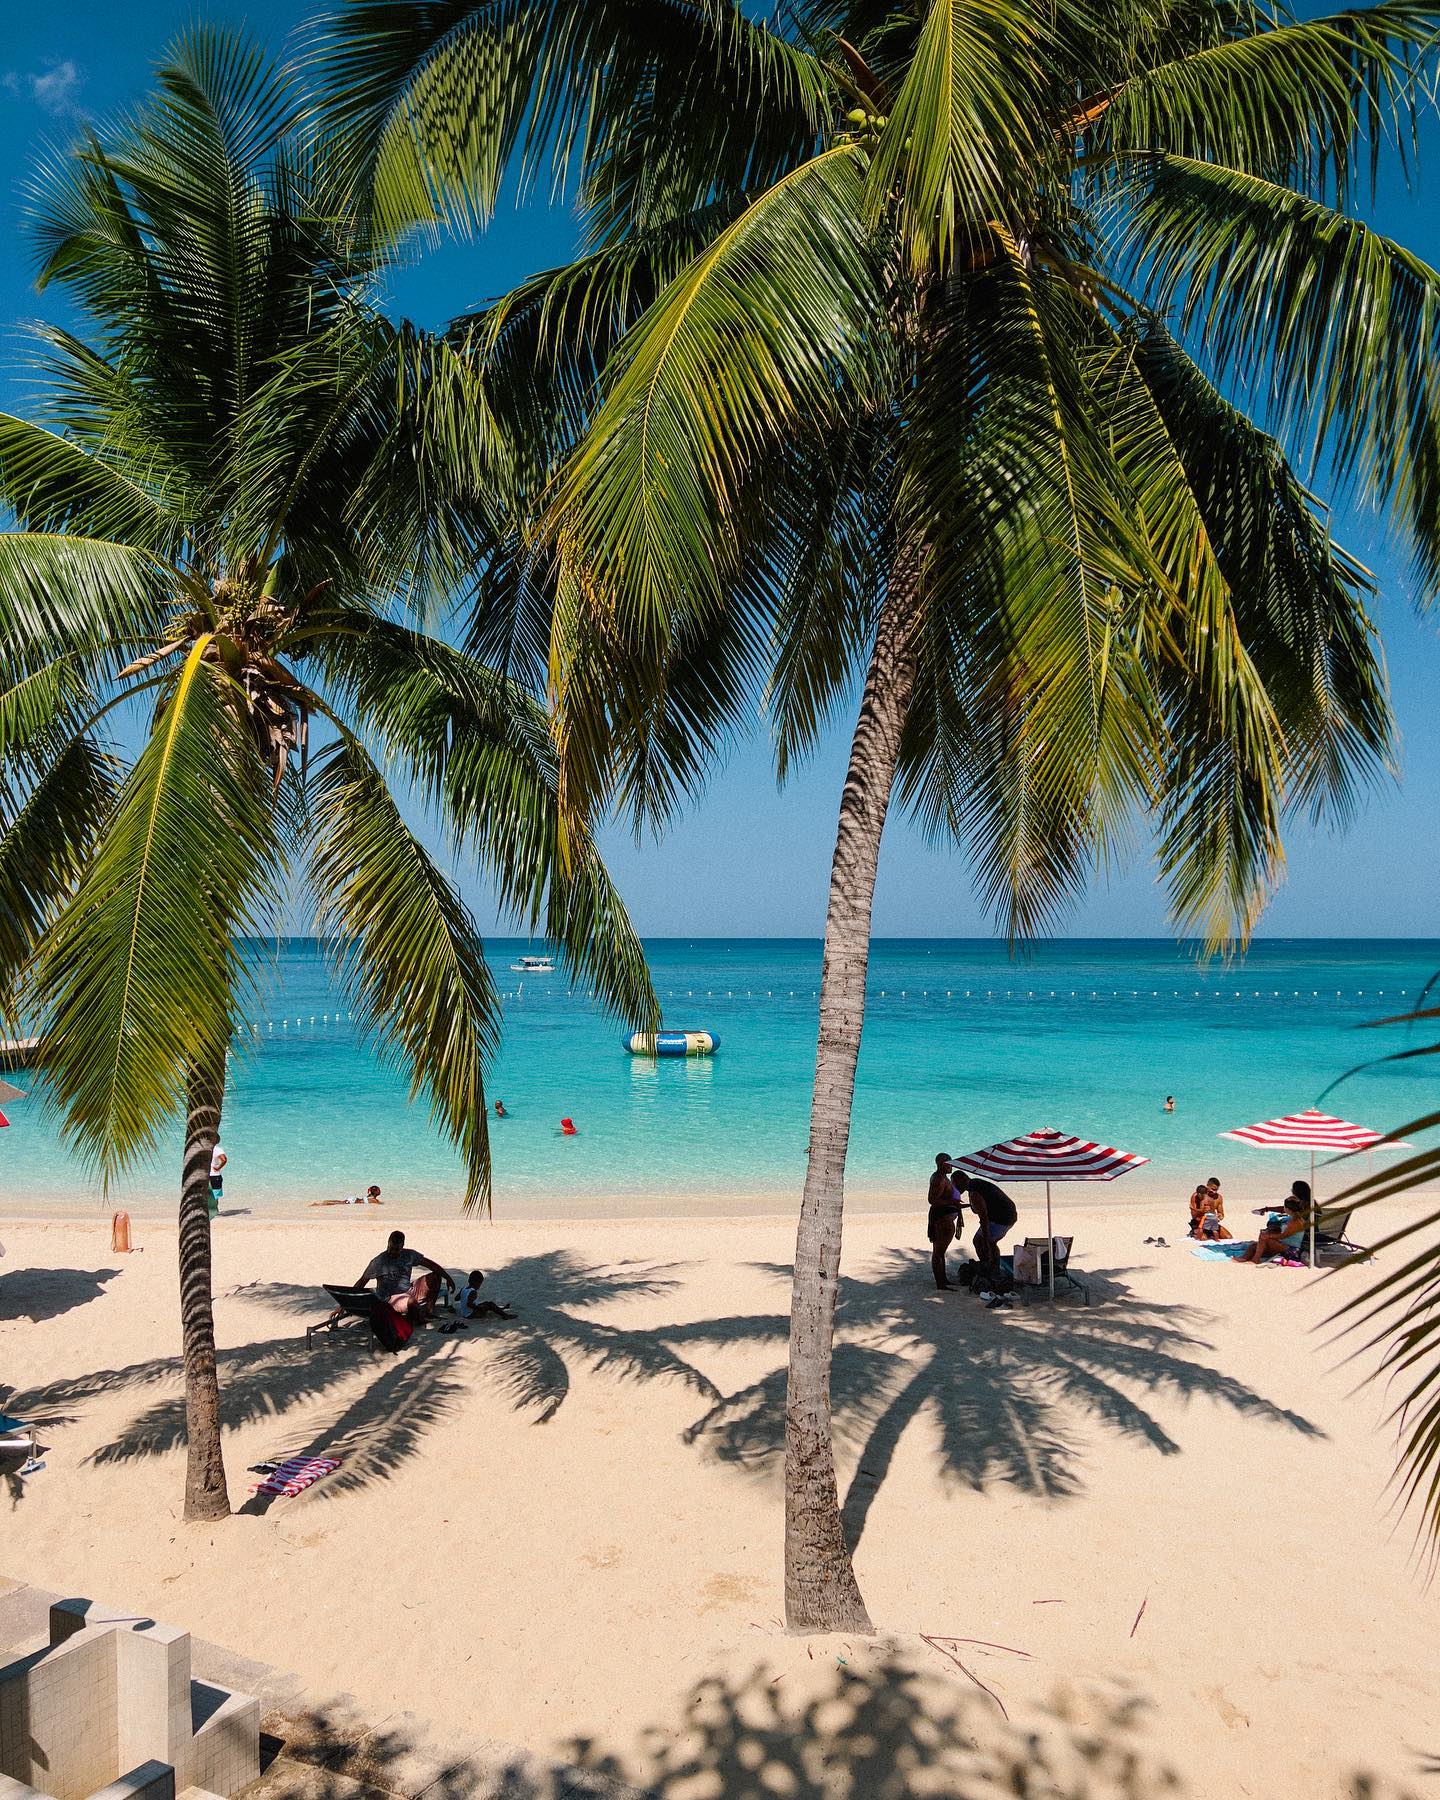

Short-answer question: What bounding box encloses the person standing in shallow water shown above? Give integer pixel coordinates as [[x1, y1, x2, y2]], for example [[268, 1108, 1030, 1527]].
[[926, 1154, 962, 1290]]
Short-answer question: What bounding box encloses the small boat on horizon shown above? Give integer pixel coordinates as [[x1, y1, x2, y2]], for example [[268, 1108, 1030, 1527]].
[[510, 954, 556, 973]]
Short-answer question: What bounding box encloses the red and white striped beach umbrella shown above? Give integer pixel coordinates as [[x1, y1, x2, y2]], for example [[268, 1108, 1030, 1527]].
[[952, 1128, 1149, 1296], [1219, 1108, 1409, 1266]]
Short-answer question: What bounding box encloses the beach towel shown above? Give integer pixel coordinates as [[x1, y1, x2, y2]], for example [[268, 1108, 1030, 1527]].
[[247, 1455, 340, 1498], [1189, 1243, 1305, 1267]]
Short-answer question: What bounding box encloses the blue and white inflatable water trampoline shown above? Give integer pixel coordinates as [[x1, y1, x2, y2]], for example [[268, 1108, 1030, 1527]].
[[624, 1029, 721, 1058]]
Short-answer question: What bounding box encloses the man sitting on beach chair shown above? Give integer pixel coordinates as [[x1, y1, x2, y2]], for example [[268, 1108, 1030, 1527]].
[[334, 1230, 455, 1322]]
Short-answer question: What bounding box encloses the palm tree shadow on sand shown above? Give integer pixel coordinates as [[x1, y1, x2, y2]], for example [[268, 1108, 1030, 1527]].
[[8, 1249, 1319, 1529], [550, 1661, 1414, 1800], [676, 1251, 1324, 1548], [5, 1253, 737, 1503]]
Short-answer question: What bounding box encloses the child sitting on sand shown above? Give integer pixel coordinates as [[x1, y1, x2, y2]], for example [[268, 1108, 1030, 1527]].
[[454, 1270, 516, 1321]]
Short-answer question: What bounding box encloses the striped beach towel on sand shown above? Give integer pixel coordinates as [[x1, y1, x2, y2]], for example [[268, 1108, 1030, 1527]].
[[248, 1455, 340, 1498]]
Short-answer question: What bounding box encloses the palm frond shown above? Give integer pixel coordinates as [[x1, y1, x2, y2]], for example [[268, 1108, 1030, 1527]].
[[0, 735, 119, 1023], [543, 145, 882, 664], [306, 730, 501, 1211], [0, 532, 174, 675], [1093, 0, 1440, 197], [0, 414, 183, 555], [1122, 154, 1440, 593], [1132, 321, 1392, 820], [1320, 1093, 1440, 1553], [305, 609, 657, 1027], [894, 247, 1161, 936], [30, 639, 280, 1177], [864, 0, 1045, 271], [317, 0, 827, 241]]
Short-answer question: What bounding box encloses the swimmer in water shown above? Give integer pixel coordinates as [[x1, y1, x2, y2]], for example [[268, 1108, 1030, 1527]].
[[494, 1100, 507, 1118], [1164, 1096, 1175, 1113], [312, 1184, 383, 1207]]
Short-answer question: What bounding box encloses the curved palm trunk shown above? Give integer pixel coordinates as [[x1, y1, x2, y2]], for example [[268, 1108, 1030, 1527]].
[[181, 1049, 231, 1521], [784, 557, 923, 1633]]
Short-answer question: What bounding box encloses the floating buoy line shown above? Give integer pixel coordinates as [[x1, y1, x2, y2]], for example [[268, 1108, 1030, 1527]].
[[243, 986, 1411, 1037]]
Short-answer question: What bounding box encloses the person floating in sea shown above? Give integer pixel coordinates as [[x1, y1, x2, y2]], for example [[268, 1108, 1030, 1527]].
[[926, 1153, 962, 1290], [952, 1172, 1018, 1268], [1164, 1095, 1175, 1113], [312, 1185, 383, 1207], [494, 1100, 508, 1118]]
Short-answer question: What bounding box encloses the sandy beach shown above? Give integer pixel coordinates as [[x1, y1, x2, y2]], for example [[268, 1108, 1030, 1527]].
[[2, 1196, 1435, 1799]]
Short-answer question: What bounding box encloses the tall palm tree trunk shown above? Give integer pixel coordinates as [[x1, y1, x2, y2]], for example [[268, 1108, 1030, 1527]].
[[784, 556, 923, 1632], [181, 1049, 231, 1521]]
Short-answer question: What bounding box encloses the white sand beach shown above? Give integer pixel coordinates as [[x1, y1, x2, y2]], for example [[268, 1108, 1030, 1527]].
[[2, 1197, 1435, 1799]]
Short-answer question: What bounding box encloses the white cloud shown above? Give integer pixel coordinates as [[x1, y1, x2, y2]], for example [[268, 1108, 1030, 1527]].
[[3, 59, 85, 117]]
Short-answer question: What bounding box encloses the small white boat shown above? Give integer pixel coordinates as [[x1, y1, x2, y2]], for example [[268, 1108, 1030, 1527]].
[[510, 954, 556, 973]]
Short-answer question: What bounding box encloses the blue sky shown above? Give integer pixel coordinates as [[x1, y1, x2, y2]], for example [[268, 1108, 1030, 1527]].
[[3, 2, 1439, 938]]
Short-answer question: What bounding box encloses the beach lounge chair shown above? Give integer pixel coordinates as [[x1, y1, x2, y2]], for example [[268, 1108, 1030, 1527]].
[[1314, 1207, 1366, 1256], [306, 1283, 384, 1344], [1014, 1236, 1090, 1305], [0, 1412, 41, 1472], [306, 1283, 455, 1345]]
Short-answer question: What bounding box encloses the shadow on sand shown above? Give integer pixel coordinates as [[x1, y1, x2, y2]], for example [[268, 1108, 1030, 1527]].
[[8, 1249, 1320, 1528], [249, 1656, 1424, 1800], [0, 1266, 122, 1324], [676, 1250, 1322, 1545]]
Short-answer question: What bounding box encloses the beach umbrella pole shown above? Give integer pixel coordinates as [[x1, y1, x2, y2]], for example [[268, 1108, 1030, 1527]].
[[1047, 1180, 1055, 1298], [1309, 1149, 1316, 1269]]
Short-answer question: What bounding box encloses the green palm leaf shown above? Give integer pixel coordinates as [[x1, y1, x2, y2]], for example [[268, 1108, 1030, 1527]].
[[0, 414, 182, 554], [0, 735, 118, 1023], [318, 0, 828, 240], [1095, 0, 1440, 195], [1132, 322, 1391, 820], [306, 731, 502, 1210], [1122, 154, 1440, 591], [305, 611, 656, 1028], [0, 532, 173, 675], [30, 639, 280, 1177], [864, 0, 1045, 271], [543, 145, 883, 649]]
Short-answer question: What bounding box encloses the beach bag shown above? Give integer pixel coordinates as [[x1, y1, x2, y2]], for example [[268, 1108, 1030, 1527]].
[[369, 1305, 414, 1353], [1013, 1243, 1042, 1285]]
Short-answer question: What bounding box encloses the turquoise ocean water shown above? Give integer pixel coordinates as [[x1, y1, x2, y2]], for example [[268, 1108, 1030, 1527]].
[[3, 938, 1437, 1218]]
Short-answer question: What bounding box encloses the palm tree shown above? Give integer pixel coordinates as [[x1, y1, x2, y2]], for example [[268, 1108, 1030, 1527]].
[[1318, 1007, 1440, 1559], [0, 29, 655, 1523], [320, 0, 1440, 1626]]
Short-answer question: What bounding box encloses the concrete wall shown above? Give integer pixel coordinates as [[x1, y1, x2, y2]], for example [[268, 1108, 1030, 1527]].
[[87, 1763, 174, 1800], [0, 1631, 119, 1800]]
